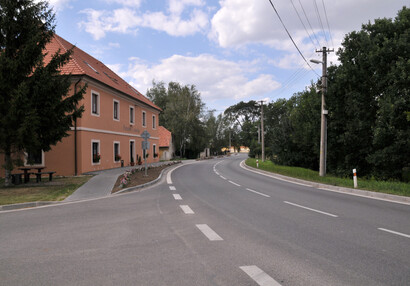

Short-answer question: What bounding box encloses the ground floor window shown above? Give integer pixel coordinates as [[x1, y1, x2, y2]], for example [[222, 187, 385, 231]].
[[92, 141, 100, 164], [114, 142, 121, 162], [26, 149, 43, 165]]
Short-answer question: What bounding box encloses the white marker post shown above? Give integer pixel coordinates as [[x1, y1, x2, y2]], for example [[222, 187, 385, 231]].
[[256, 160, 259, 168], [353, 169, 358, 188]]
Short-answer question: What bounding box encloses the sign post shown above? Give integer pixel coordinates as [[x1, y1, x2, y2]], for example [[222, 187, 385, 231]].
[[141, 130, 151, 176]]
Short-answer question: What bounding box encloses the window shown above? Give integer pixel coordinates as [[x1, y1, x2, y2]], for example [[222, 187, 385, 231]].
[[91, 92, 99, 116], [152, 115, 156, 129], [142, 111, 146, 127], [113, 99, 119, 120], [129, 106, 135, 124], [26, 149, 43, 166], [114, 142, 120, 162], [92, 140, 100, 164]]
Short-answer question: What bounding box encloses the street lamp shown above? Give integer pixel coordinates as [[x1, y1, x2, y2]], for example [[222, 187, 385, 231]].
[[310, 47, 332, 176], [255, 101, 265, 162]]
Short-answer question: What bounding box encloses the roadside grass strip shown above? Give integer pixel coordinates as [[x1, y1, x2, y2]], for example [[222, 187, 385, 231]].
[[284, 201, 338, 217], [378, 228, 410, 239], [173, 194, 182, 200], [240, 265, 282, 286], [196, 224, 223, 241], [180, 205, 194, 214]]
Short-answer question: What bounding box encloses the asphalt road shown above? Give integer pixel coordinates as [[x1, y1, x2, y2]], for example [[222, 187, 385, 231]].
[[1, 154, 409, 285]]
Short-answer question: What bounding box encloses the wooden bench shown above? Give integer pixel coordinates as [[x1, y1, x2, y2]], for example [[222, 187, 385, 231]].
[[35, 171, 56, 183], [11, 173, 25, 185]]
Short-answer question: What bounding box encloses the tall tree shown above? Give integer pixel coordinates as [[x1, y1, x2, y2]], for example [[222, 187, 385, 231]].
[[0, 0, 85, 186]]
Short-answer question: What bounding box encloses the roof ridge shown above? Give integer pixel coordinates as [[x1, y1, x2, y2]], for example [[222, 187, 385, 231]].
[[53, 35, 86, 74]]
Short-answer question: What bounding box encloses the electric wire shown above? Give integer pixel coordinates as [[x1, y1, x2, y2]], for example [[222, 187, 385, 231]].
[[321, 0, 334, 48], [266, 0, 320, 77], [313, 0, 329, 47], [298, 0, 321, 48], [290, 0, 318, 49]]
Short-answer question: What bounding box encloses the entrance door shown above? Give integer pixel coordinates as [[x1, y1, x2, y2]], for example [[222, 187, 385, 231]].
[[130, 141, 135, 163]]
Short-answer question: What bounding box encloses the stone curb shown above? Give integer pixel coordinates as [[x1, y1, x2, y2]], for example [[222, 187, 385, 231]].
[[0, 201, 60, 211], [113, 167, 167, 195], [241, 161, 410, 205]]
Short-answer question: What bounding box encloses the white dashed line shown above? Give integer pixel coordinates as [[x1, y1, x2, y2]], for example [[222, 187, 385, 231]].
[[240, 265, 281, 286], [173, 194, 182, 200], [378, 228, 410, 239], [284, 201, 338, 217], [196, 224, 223, 241], [220, 176, 227, 180], [246, 188, 270, 198], [169, 186, 176, 191], [180, 205, 195, 214], [229, 180, 241, 187]]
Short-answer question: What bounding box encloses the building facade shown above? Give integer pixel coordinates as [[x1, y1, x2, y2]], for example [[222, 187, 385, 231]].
[[1, 35, 161, 177]]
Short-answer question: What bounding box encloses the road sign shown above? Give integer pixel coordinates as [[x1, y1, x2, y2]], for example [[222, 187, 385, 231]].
[[142, 141, 150, 150], [141, 130, 151, 140]]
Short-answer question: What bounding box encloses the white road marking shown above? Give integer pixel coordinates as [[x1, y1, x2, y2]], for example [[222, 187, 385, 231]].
[[220, 176, 227, 180], [215, 172, 220, 175], [229, 180, 241, 187], [246, 188, 270, 198], [378, 228, 410, 239], [169, 186, 176, 191], [173, 194, 182, 200], [284, 201, 338, 217], [240, 265, 282, 286], [180, 205, 195, 214], [196, 224, 223, 241]]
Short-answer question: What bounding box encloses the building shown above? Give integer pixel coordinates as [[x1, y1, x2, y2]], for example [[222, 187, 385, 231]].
[[1, 34, 161, 177], [158, 126, 174, 161]]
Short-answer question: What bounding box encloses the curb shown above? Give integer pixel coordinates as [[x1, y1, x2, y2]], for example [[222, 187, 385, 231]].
[[241, 161, 410, 205], [113, 167, 168, 195], [0, 201, 60, 211]]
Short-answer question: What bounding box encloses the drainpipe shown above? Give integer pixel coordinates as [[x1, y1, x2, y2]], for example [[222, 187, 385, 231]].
[[74, 77, 83, 176]]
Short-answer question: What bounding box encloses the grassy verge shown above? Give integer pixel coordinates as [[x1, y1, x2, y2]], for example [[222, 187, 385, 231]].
[[0, 176, 92, 205], [246, 158, 410, 197]]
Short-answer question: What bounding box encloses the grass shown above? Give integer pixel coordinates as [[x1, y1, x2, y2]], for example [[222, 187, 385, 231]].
[[0, 176, 92, 205], [246, 158, 410, 197]]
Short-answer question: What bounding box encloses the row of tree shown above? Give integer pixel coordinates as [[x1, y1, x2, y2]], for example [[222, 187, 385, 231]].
[[225, 7, 409, 181]]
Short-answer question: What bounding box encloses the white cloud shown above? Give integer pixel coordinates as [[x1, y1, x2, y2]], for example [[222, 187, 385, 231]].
[[118, 54, 280, 102], [105, 0, 143, 7]]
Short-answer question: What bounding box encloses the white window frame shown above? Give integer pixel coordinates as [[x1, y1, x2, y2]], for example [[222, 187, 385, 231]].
[[152, 115, 156, 129], [142, 110, 146, 127], [129, 106, 135, 125], [91, 140, 101, 165], [24, 150, 45, 167], [113, 99, 120, 121], [91, 91, 100, 117], [114, 141, 120, 162]]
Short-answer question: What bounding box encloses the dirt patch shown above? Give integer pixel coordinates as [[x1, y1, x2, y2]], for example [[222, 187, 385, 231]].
[[111, 162, 180, 193]]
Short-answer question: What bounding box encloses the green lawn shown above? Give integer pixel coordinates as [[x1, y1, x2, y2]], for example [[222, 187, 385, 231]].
[[0, 176, 92, 205], [246, 158, 410, 197]]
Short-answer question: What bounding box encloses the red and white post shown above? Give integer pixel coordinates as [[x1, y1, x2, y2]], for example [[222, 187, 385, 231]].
[[353, 169, 358, 188]]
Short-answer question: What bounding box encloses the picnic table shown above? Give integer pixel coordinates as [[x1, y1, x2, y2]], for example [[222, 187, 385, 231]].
[[18, 167, 45, 183]]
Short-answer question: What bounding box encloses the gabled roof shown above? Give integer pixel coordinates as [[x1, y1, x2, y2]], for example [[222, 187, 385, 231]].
[[45, 34, 161, 111], [158, 126, 172, 147]]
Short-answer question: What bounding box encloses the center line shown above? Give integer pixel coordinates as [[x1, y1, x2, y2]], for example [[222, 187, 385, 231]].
[[180, 205, 195, 214], [229, 180, 241, 186], [284, 201, 338, 217], [378, 228, 410, 239], [246, 188, 270, 198], [169, 186, 176, 191], [196, 224, 223, 241], [173, 194, 182, 200], [240, 265, 281, 286], [220, 175, 226, 180]]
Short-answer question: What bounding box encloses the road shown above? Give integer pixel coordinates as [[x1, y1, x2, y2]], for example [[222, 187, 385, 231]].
[[1, 154, 409, 285]]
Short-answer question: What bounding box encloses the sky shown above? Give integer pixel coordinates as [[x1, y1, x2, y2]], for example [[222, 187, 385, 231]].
[[47, 0, 407, 113]]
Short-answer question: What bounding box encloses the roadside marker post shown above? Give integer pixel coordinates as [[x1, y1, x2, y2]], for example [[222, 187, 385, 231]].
[[353, 169, 358, 188], [256, 160, 259, 168]]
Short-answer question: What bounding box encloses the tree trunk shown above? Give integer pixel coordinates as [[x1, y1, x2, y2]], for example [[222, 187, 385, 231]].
[[4, 150, 12, 187]]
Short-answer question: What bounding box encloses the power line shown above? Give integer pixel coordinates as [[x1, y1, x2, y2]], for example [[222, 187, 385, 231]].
[[298, 0, 321, 48], [266, 0, 320, 77], [290, 0, 317, 49], [321, 0, 334, 48], [313, 0, 329, 47]]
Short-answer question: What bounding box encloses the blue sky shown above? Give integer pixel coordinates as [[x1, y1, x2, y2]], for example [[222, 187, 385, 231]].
[[47, 0, 407, 113]]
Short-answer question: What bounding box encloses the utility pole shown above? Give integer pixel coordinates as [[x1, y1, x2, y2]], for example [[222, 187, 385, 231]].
[[255, 100, 265, 162], [311, 47, 333, 176]]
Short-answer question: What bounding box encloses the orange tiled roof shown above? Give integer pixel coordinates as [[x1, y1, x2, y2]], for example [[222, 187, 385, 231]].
[[45, 34, 161, 111], [158, 126, 172, 147]]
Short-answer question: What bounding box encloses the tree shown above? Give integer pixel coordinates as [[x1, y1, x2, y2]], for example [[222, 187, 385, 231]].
[[0, 0, 85, 186]]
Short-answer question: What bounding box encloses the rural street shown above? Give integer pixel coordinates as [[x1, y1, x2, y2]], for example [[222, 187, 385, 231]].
[[1, 154, 409, 285]]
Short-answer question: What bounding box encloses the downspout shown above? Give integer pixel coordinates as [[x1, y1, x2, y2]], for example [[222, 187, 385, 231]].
[[74, 77, 83, 176]]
